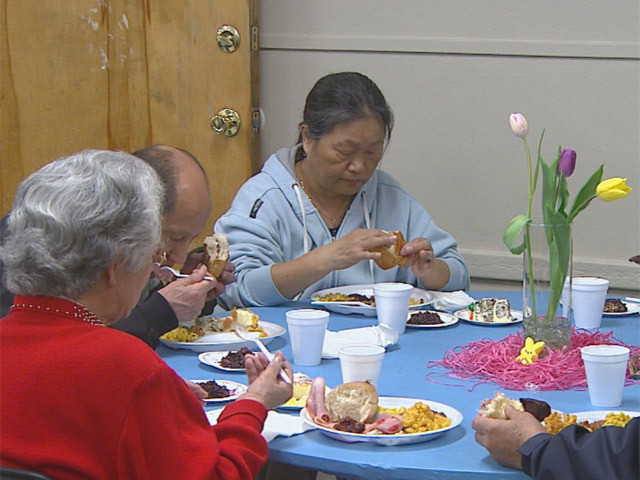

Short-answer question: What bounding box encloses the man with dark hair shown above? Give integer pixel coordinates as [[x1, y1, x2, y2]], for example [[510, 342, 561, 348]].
[[0, 145, 234, 349]]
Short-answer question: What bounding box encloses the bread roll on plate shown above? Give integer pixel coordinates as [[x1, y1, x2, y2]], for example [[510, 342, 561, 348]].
[[325, 381, 378, 423]]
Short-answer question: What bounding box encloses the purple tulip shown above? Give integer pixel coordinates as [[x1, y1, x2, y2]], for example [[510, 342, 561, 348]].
[[558, 149, 577, 177]]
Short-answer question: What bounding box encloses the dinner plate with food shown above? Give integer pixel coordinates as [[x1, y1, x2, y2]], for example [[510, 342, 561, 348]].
[[478, 392, 639, 434], [160, 308, 285, 352], [311, 284, 436, 317], [189, 379, 247, 403], [198, 348, 256, 372], [602, 298, 640, 317], [406, 309, 458, 328], [454, 298, 523, 326], [300, 380, 462, 445]]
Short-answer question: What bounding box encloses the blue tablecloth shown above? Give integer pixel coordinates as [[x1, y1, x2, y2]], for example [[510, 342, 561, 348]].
[[159, 291, 640, 480]]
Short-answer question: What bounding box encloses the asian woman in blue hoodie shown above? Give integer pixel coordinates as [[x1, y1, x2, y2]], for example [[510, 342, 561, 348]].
[[215, 72, 469, 308]]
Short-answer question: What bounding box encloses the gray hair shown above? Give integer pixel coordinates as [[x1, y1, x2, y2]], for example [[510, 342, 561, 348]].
[[1, 149, 164, 299]]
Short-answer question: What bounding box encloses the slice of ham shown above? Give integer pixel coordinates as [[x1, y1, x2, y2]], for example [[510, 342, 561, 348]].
[[363, 413, 403, 434], [305, 377, 330, 424]]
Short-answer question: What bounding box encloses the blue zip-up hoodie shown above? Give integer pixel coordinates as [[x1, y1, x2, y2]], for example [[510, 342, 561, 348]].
[[215, 145, 469, 308]]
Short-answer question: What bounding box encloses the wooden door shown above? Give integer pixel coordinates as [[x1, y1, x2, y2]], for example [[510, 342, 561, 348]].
[[1, 0, 258, 243]]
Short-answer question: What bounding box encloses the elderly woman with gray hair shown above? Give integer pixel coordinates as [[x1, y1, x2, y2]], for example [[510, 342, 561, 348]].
[[0, 150, 292, 480]]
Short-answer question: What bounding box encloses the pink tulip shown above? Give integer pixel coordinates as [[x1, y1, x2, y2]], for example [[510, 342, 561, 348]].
[[509, 113, 528, 138]]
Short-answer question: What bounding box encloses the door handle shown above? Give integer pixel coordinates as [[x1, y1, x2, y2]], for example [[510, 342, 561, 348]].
[[216, 25, 240, 53], [210, 108, 241, 137]]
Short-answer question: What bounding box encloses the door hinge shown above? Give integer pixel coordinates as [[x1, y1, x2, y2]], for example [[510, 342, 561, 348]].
[[251, 108, 262, 134], [251, 25, 259, 51]]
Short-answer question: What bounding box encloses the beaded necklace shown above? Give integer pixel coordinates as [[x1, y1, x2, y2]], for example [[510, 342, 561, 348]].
[[295, 162, 351, 229], [10, 298, 104, 326]]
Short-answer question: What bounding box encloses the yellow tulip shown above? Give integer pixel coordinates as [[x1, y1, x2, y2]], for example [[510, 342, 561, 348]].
[[596, 177, 632, 202]]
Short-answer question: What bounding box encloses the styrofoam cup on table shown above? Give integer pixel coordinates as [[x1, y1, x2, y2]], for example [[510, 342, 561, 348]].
[[338, 344, 385, 388], [285, 309, 329, 366], [564, 277, 609, 329], [580, 344, 630, 407], [373, 282, 413, 335]]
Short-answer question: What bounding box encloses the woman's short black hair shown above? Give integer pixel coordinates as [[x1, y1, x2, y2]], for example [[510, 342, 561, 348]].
[[295, 72, 394, 160]]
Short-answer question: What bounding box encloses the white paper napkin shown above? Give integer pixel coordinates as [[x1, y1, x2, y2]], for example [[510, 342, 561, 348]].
[[206, 408, 314, 442], [322, 325, 398, 359], [430, 290, 474, 311]]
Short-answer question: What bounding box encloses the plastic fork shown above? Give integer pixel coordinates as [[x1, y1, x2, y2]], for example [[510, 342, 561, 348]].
[[235, 324, 292, 384], [154, 264, 214, 281]]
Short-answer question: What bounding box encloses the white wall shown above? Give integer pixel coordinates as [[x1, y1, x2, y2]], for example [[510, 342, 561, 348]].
[[257, 1, 640, 291]]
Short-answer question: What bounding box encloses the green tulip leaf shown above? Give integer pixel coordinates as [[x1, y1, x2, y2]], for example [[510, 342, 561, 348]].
[[502, 215, 530, 254], [558, 175, 569, 215], [567, 165, 604, 221], [540, 158, 556, 228], [532, 129, 545, 193], [544, 207, 572, 319]]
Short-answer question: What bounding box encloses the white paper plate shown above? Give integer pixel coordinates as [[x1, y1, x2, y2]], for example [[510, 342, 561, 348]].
[[198, 351, 253, 372], [300, 397, 462, 445], [570, 410, 640, 424], [406, 310, 458, 328], [160, 320, 285, 353], [311, 284, 436, 317], [454, 308, 523, 326], [190, 379, 247, 403], [602, 300, 640, 317]]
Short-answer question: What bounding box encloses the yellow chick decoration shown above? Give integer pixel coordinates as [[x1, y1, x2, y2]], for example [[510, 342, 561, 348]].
[[516, 337, 545, 365]]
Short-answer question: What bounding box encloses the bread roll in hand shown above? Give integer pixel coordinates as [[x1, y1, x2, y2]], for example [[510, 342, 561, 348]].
[[203, 233, 228, 278], [370, 230, 408, 270]]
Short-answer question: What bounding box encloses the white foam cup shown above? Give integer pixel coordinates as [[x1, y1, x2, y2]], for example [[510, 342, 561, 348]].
[[338, 344, 385, 388], [580, 345, 630, 407], [566, 277, 609, 329], [373, 283, 413, 335], [285, 309, 329, 366]]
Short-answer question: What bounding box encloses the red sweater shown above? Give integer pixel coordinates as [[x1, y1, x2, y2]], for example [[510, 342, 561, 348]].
[[0, 296, 268, 480]]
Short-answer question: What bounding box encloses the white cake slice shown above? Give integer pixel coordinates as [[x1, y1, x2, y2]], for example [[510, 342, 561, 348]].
[[473, 298, 511, 322]]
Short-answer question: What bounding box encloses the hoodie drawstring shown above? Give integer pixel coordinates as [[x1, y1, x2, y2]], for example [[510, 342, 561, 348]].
[[292, 183, 310, 255], [292, 184, 375, 294], [361, 191, 375, 284]]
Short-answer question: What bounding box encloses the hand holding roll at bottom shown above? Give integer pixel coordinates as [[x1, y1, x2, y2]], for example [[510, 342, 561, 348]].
[[472, 406, 545, 470]]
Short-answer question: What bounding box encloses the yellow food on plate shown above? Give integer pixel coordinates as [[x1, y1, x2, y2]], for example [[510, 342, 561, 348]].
[[160, 326, 201, 343], [378, 406, 406, 416], [230, 308, 267, 337], [543, 412, 577, 434], [401, 402, 451, 433], [601, 412, 632, 428], [313, 292, 424, 307], [543, 411, 633, 434], [282, 381, 313, 408]]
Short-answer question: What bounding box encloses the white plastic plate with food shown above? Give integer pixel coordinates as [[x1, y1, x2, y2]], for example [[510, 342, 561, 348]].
[[454, 309, 523, 326], [160, 321, 285, 353], [311, 284, 436, 317], [198, 351, 251, 372], [571, 410, 640, 423], [189, 379, 247, 403], [406, 310, 458, 328], [300, 397, 463, 446], [602, 300, 640, 317]]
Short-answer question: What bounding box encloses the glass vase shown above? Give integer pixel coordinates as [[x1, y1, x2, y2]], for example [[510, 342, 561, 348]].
[[521, 222, 573, 350]]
